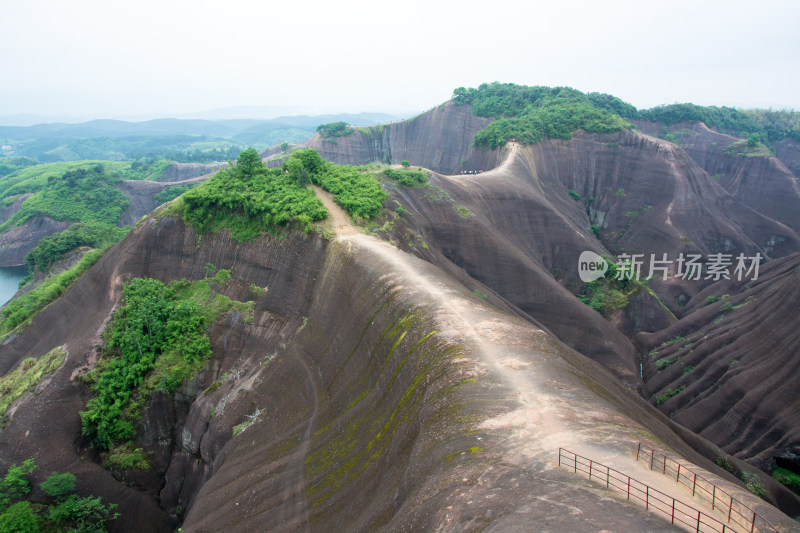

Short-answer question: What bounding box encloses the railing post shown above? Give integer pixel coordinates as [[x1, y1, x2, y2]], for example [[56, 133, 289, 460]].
[[589, 460, 593, 479], [696, 510, 701, 533], [558, 448, 561, 467], [645, 485, 649, 510], [662, 454, 666, 474], [728, 495, 733, 522], [650, 450, 654, 470], [712, 484, 716, 511], [671, 498, 675, 524], [626, 476, 630, 500], [636, 442, 641, 461], [574, 454, 577, 473], [750, 511, 756, 533], [692, 472, 697, 496], [606, 465, 610, 488], [677, 463, 681, 482]]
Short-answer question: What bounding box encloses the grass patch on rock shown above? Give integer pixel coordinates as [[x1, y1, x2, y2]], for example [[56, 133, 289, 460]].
[[0, 346, 65, 415]]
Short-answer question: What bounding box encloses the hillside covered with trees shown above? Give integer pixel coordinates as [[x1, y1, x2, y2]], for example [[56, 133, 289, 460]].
[[453, 82, 800, 149]]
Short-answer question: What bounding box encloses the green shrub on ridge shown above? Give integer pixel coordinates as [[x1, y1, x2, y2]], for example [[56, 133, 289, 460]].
[[181, 148, 327, 240], [453, 83, 630, 149]]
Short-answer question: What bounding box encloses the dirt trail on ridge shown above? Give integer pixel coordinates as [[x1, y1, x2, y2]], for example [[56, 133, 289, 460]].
[[310, 174, 772, 530], [444, 141, 520, 178]]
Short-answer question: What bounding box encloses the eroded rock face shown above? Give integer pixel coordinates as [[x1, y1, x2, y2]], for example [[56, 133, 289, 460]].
[[303, 113, 800, 514], [117, 179, 169, 227], [2, 106, 800, 530], [636, 253, 800, 472], [301, 101, 502, 174], [357, 130, 800, 384], [2, 209, 797, 532], [157, 162, 225, 183], [635, 121, 800, 234], [0, 216, 73, 267], [775, 138, 800, 177], [0, 215, 327, 531]]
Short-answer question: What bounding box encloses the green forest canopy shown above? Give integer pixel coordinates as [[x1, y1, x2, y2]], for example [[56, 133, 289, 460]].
[[0, 164, 131, 234], [80, 275, 253, 450], [316, 121, 354, 138], [453, 82, 800, 148], [180, 148, 386, 241]]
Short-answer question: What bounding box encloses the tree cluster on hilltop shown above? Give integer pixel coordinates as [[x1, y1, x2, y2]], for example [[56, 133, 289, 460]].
[[454, 82, 800, 149]]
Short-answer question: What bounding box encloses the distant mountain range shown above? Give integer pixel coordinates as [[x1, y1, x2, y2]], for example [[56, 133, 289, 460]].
[[0, 112, 400, 141], [0, 112, 401, 162]]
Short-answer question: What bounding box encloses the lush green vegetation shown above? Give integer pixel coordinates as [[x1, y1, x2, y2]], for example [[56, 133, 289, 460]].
[[454, 82, 800, 151], [181, 148, 327, 240], [106, 444, 150, 471], [1, 247, 109, 335], [0, 459, 118, 532], [154, 183, 195, 204], [122, 159, 172, 180], [0, 161, 107, 200], [0, 165, 129, 233], [773, 467, 800, 491], [301, 154, 387, 218], [0, 347, 65, 415], [318, 165, 385, 218], [25, 222, 129, 272], [0, 157, 37, 178], [80, 274, 253, 450], [382, 168, 429, 187], [0, 161, 169, 205], [723, 139, 774, 157], [1, 114, 397, 163], [715, 454, 736, 473], [6, 135, 243, 164], [453, 83, 631, 149], [181, 148, 387, 239], [148, 144, 242, 163], [656, 385, 685, 405], [316, 121, 354, 138], [741, 471, 767, 498], [578, 257, 642, 316], [640, 104, 800, 144]]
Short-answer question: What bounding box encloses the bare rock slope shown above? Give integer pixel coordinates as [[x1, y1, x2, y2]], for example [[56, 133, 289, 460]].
[[1, 103, 800, 531]]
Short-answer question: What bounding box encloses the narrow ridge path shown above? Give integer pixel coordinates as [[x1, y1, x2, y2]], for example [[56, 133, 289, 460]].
[[312, 186, 746, 529]]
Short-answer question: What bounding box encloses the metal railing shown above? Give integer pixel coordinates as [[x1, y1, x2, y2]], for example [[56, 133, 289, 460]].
[[635, 443, 777, 533], [559, 448, 744, 533]]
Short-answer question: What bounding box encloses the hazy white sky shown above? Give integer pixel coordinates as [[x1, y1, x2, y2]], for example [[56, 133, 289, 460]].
[[1, 0, 798, 121]]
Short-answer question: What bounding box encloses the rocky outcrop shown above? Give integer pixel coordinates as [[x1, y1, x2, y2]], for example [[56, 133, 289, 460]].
[[157, 162, 225, 183], [2, 209, 797, 531], [0, 176, 212, 267], [636, 253, 800, 472], [117, 180, 170, 227], [345, 130, 800, 384], [636, 121, 800, 234], [300, 102, 502, 174], [0, 193, 30, 225], [0, 214, 328, 531], [0, 216, 73, 267], [775, 138, 800, 176], [2, 103, 800, 531]]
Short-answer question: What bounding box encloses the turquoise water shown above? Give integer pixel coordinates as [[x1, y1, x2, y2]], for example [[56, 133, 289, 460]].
[[0, 266, 28, 307]]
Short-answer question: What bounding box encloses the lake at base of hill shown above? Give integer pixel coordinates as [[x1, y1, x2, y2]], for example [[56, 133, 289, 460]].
[[0, 266, 28, 307]]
